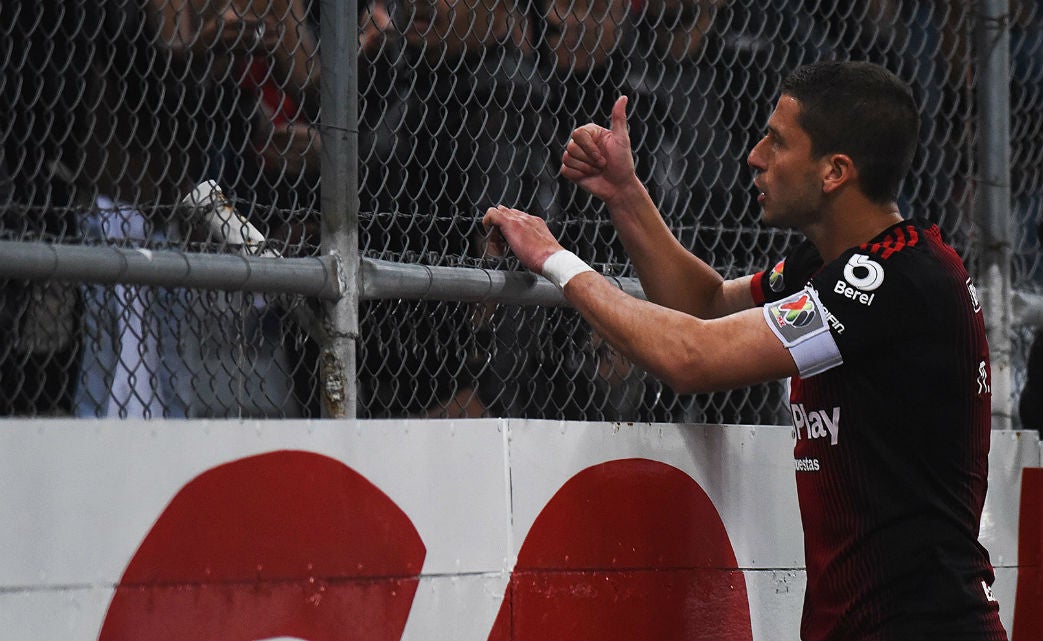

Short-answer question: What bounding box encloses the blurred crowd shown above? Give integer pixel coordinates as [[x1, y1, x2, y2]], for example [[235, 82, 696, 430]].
[[2, 0, 1040, 425]]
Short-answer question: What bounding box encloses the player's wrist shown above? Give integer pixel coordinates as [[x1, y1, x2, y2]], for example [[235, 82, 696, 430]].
[[541, 250, 594, 290], [602, 176, 649, 211]]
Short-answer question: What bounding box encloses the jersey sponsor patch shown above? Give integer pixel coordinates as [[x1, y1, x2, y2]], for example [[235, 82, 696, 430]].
[[794, 457, 820, 472], [842, 254, 885, 291], [792, 403, 840, 445], [832, 279, 876, 306], [763, 286, 843, 377]]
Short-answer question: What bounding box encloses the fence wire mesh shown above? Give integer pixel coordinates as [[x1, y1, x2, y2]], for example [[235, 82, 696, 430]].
[[1009, 0, 1043, 426], [1, 0, 1040, 422]]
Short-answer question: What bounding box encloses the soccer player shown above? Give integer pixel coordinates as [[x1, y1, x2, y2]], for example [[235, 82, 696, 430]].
[[483, 61, 1007, 640]]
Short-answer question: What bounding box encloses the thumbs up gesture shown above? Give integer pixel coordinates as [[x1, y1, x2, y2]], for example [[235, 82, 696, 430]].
[[559, 96, 639, 207]]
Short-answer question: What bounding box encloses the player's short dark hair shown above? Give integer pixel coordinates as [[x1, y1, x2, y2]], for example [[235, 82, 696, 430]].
[[780, 61, 920, 204]]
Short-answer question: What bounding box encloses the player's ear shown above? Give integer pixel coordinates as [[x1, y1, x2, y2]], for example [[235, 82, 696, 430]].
[[821, 153, 856, 195]]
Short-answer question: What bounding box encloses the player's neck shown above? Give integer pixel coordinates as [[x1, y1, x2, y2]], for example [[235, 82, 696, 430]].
[[807, 197, 903, 263]]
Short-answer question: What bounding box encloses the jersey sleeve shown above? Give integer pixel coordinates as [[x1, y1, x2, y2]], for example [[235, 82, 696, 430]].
[[752, 239, 821, 305], [805, 246, 923, 365], [751, 241, 844, 377]]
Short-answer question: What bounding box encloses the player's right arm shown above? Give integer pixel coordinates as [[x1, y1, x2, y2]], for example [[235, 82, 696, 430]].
[[561, 95, 754, 319]]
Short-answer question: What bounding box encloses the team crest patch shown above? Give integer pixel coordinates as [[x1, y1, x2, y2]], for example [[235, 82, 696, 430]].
[[768, 260, 786, 292], [769, 293, 816, 328], [763, 286, 833, 349]]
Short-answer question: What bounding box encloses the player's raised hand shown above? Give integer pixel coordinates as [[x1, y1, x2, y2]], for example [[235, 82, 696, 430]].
[[560, 95, 639, 206]]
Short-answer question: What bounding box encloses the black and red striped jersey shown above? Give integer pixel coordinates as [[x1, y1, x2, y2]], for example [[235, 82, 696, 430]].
[[752, 220, 1006, 641]]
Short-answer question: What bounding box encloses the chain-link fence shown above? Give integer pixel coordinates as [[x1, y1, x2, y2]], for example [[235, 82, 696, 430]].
[[1, 0, 1040, 423]]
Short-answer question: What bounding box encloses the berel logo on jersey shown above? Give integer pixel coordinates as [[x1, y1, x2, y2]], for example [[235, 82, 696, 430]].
[[843, 254, 885, 291], [768, 260, 786, 293], [833, 280, 876, 306], [791, 403, 840, 445], [769, 294, 816, 328], [831, 255, 884, 306]]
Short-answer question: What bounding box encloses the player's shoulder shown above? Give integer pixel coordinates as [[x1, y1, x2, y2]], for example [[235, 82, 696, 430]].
[[855, 220, 959, 263], [854, 219, 958, 277], [834, 219, 969, 305], [814, 221, 935, 301], [859, 221, 929, 261]]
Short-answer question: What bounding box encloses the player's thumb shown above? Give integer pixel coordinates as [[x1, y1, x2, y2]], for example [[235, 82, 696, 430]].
[[610, 95, 629, 137]]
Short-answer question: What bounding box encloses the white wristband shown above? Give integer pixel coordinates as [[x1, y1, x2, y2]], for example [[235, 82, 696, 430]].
[[541, 249, 595, 289]]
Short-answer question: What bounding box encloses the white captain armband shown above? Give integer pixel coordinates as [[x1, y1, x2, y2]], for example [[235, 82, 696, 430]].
[[542, 250, 595, 290], [762, 286, 843, 377]]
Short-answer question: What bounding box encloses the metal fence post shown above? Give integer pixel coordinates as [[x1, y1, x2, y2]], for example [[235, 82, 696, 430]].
[[319, 0, 360, 418], [976, 0, 1013, 430]]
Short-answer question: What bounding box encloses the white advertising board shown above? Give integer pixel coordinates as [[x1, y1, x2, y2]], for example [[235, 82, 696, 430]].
[[0, 419, 1037, 640]]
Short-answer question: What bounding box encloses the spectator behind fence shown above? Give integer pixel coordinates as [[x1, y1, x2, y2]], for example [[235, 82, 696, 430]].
[[543, 0, 632, 266], [148, 0, 320, 210], [2, 0, 87, 416], [532, 0, 647, 420], [1011, 1, 1043, 439], [73, 0, 306, 418], [625, 0, 792, 424], [537, 0, 784, 422], [148, 0, 313, 417], [356, 0, 554, 418], [1010, 0, 1043, 285], [69, 0, 210, 418]]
